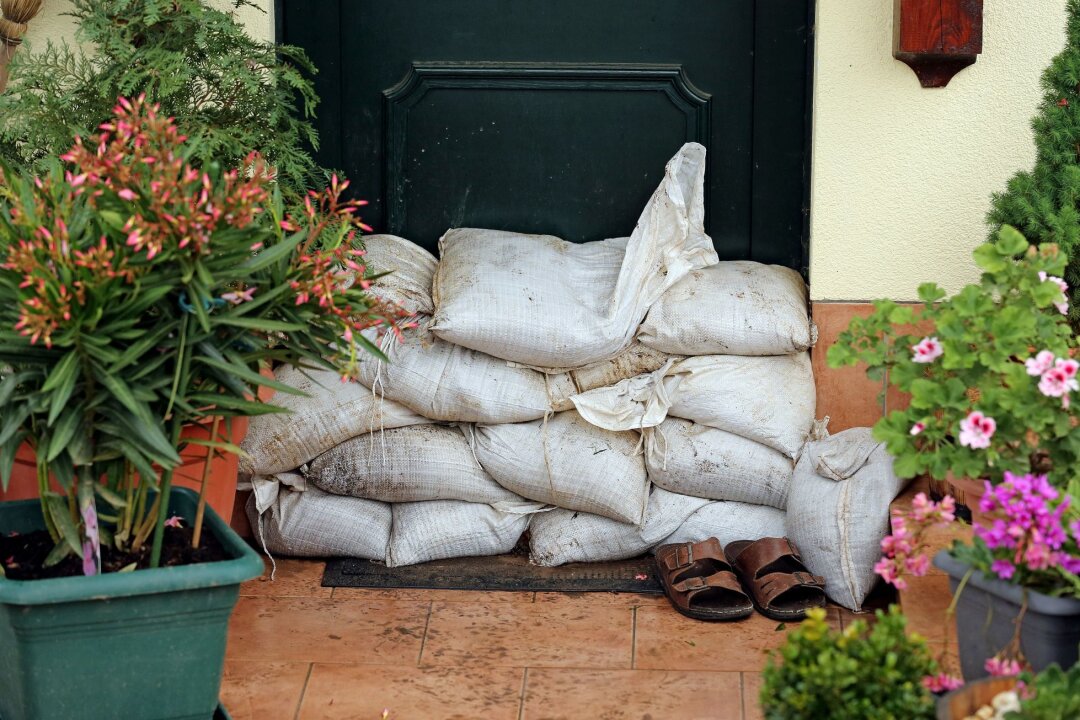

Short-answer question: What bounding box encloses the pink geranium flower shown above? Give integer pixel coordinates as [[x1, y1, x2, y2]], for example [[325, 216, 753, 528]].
[[923, 673, 964, 693], [959, 411, 996, 449], [1038, 365, 1078, 399], [985, 656, 1022, 677], [910, 422, 925, 436], [1025, 350, 1056, 377], [912, 336, 943, 363], [1039, 271, 1070, 315]]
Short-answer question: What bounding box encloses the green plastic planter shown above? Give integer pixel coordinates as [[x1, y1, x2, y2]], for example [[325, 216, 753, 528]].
[[0, 488, 263, 720]]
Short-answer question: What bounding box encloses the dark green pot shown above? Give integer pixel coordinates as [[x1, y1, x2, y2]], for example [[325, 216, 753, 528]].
[[0, 488, 263, 720]]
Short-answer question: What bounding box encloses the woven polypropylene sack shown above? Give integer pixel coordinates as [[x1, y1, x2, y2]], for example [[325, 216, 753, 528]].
[[357, 324, 575, 424], [660, 500, 787, 548], [528, 487, 709, 566], [638, 261, 815, 357], [307, 424, 523, 505], [239, 366, 427, 476], [785, 428, 910, 611], [472, 411, 649, 525], [387, 500, 533, 567], [247, 477, 391, 560], [666, 353, 816, 458], [362, 234, 438, 317], [645, 418, 795, 509], [430, 143, 718, 370]]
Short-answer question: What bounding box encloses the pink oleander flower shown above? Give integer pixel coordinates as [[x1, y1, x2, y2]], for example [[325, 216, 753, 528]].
[[910, 421, 926, 436], [222, 287, 256, 304], [876, 493, 956, 590], [923, 673, 964, 693], [164, 515, 184, 529], [873, 557, 906, 590], [1039, 271, 1070, 315], [1026, 350, 1056, 377], [985, 656, 1022, 677], [912, 336, 944, 363], [959, 411, 996, 450]]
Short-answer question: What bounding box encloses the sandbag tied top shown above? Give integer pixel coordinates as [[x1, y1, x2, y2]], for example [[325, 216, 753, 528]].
[[472, 410, 650, 526], [637, 261, 816, 357], [430, 143, 719, 371], [239, 366, 428, 477], [306, 424, 525, 506], [785, 428, 909, 612], [361, 234, 438, 317], [356, 324, 577, 425]]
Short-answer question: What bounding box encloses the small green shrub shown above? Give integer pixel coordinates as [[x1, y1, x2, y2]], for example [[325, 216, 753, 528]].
[[760, 606, 937, 720], [1008, 663, 1080, 719], [0, 0, 322, 198]]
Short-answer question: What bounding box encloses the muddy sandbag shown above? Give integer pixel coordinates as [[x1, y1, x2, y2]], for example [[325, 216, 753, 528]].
[[638, 261, 815, 356], [239, 366, 427, 476], [785, 428, 909, 611], [528, 487, 709, 566], [357, 324, 575, 424], [307, 424, 522, 505], [472, 411, 649, 525], [386, 500, 534, 567], [430, 143, 718, 370], [645, 418, 794, 509], [246, 474, 391, 560], [548, 342, 678, 412], [362, 234, 438, 317], [661, 500, 786, 548]]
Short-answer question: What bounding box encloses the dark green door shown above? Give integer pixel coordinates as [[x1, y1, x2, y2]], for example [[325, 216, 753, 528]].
[[277, 1, 812, 270]]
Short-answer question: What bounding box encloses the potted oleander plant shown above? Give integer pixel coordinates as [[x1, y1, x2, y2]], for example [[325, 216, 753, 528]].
[[0, 97, 404, 720], [827, 228, 1080, 516]]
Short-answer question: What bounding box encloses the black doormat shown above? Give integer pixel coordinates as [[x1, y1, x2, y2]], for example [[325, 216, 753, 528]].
[[322, 553, 663, 594]]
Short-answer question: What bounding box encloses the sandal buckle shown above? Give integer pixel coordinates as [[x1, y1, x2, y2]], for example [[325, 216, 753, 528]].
[[675, 544, 695, 569]]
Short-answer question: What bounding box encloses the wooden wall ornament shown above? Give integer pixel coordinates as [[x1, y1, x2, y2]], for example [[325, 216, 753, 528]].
[[893, 0, 984, 88]]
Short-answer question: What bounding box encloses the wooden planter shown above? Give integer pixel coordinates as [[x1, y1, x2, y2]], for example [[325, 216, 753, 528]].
[[0, 416, 248, 520], [936, 677, 1018, 720]]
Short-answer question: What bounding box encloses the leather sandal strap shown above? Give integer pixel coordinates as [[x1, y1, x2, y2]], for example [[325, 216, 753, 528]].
[[673, 570, 745, 597], [659, 537, 727, 573], [731, 537, 804, 580], [756, 571, 825, 608]]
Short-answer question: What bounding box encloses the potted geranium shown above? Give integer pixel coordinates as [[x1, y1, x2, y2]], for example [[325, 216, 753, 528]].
[[0, 97, 405, 720], [827, 227, 1080, 516]]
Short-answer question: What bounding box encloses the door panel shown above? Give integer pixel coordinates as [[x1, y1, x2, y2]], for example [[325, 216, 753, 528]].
[[278, 0, 811, 269]]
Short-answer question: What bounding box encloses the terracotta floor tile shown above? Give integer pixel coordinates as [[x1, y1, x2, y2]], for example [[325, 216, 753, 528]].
[[900, 575, 957, 645], [533, 590, 669, 607], [522, 668, 742, 720], [241, 558, 332, 598], [634, 607, 841, 672], [421, 600, 633, 668], [227, 596, 429, 665], [220, 661, 310, 720], [298, 664, 524, 720], [332, 587, 535, 603], [741, 672, 764, 720]]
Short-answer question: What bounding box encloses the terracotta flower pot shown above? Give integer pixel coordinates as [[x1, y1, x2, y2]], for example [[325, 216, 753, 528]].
[[927, 473, 988, 525], [936, 677, 1019, 720]]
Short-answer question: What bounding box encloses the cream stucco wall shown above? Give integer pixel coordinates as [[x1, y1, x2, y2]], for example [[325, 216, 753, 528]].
[[809, 0, 1069, 301], [23, 0, 273, 49]]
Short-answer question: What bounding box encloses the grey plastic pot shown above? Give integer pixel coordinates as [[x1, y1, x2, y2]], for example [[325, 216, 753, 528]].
[[934, 550, 1080, 679]]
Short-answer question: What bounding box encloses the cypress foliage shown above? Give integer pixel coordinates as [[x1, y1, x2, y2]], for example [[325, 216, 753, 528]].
[[989, 0, 1080, 326], [0, 0, 323, 199]]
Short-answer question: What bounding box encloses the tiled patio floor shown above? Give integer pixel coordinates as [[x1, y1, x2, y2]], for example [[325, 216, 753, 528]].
[[220, 557, 897, 720]]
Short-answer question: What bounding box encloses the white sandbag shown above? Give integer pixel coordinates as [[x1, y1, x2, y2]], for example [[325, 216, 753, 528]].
[[246, 473, 391, 560], [548, 342, 678, 412], [471, 411, 649, 525], [666, 353, 817, 458], [528, 487, 709, 566], [638, 261, 815, 356], [306, 424, 523, 505], [362, 234, 438, 317], [239, 366, 427, 476], [387, 500, 533, 567], [661, 500, 787, 548], [569, 353, 816, 459], [785, 428, 910, 611], [644, 418, 795, 509], [430, 143, 719, 370], [357, 324, 576, 424]]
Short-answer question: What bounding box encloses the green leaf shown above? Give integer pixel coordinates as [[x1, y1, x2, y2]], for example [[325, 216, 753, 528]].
[[210, 316, 306, 332], [46, 408, 83, 463], [195, 354, 306, 396], [43, 541, 73, 568], [95, 368, 151, 423], [41, 350, 79, 393], [94, 483, 128, 509], [45, 494, 83, 558], [972, 243, 1008, 273], [916, 283, 946, 304], [239, 231, 304, 274], [995, 225, 1029, 255]]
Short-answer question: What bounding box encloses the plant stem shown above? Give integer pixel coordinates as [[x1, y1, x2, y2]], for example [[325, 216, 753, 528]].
[[36, 458, 59, 542], [77, 466, 100, 576], [191, 416, 220, 549]]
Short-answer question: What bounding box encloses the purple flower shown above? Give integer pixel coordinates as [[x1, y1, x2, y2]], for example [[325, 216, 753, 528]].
[[991, 559, 1016, 579]]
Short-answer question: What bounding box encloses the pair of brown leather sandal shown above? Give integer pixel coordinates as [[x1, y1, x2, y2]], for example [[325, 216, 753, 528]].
[[654, 537, 826, 622]]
